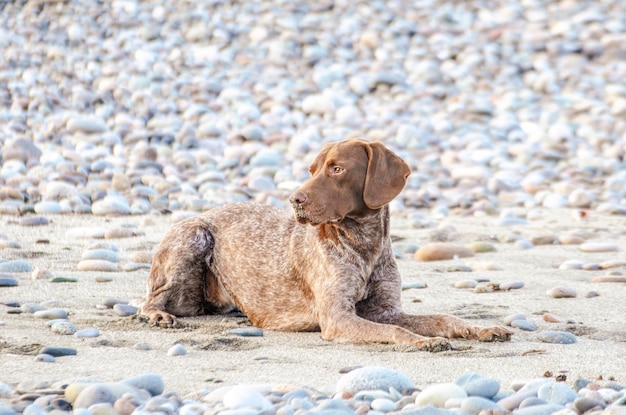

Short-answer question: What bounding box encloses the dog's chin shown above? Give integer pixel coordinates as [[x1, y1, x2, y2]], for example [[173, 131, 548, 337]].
[[292, 210, 342, 226]]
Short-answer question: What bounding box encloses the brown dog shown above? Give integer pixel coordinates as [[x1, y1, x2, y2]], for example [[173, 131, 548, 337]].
[[138, 139, 512, 351]]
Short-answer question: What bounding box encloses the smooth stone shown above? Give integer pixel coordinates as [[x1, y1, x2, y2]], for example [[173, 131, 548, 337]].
[[0, 276, 18, 287], [92, 196, 131, 216], [0, 260, 32, 273], [498, 218, 529, 226], [21, 303, 46, 313], [123, 263, 151, 272], [31, 268, 53, 280], [511, 404, 565, 415], [370, 398, 397, 412], [103, 298, 128, 308], [460, 396, 505, 414], [503, 313, 526, 326], [542, 313, 562, 323], [77, 260, 119, 272], [579, 242, 619, 253], [105, 227, 143, 239], [222, 386, 273, 411], [454, 280, 478, 289], [167, 344, 187, 356], [81, 250, 120, 263], [120, 374, 164, 396], [531, 235, 559, 246], [559, 235, 585, 245], [454, 372, 500, 399], [336, 366, 414, 396], [51, 321, 77, 335], [113, 304, 137, 317], [519, 397, 548, 408], [229, 328, 263, 337], [401, 282, 427, 290], [67, 115, 108, 134], [511, 319, 537, 331], [34, 308, 68, 320], [558, 260, 584, 270], [66, 228, 107, 239], [466, 242, 496, 253], [19, 215, 49, 226], [50, 276, 78, 283], [586, 291, 600, 298], [35, 354, 56, 363], [73, 384, 117, 409], [600, 260, 626, 269], [96, 275, 113, 282], [573, 397, 606, 413], [414, 243, 475, 262], [75, 328, 100, 338], [536, 331, 577, 344], [515, 240, 534, 250], [446, 265, 473, 272], [468, 261, 501, 271], [414, 383, 467, 408], [39, 346, 77, 357], [499, 281, 524, 290], [591, 275, 626, 283], [546, 286, 576, 298], [537, 382, 577, 405]]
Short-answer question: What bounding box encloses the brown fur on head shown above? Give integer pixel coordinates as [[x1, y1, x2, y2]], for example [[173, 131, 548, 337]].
[[289, 139, 411, 225]]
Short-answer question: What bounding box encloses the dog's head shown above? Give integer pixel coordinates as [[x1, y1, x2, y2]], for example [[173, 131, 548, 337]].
[[289, 139, 411, 226]]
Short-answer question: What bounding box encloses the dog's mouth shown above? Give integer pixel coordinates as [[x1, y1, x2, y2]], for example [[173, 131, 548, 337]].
[[291, 204, 342, 226]]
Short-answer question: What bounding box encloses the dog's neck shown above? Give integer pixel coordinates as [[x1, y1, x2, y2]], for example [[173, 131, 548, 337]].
[[315, 205, 389, 255]]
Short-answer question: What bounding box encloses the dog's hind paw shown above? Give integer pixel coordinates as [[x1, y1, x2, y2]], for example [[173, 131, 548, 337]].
[[475, 326, 513, 342]]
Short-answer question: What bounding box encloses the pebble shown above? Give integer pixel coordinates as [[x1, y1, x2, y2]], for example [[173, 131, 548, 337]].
[[335, 367, 414, 396], [414, 243, 475, 262], [0, 275, 18, 287], [229, 328, 263, 337], [499, 281, 524, 290], [401, 281, 427, 290], [75, 328, 100, 338], [51, 321, 77, 335], [33, 308, 68, 320], [167, 344, 188, 356], [414, 383, 467, 408], [113, 304, 138, 317], [510, 319, 537, 331], [536, 331, 577, 344], [18, 216, 49, 226], [454, 280, 478, 289], [454, 373, 500, 399], [81, 249, 120, 263], [77, 260, 119, 272], [49, 276, 78, 283], [0, 260, 32, 273], [579, 242, 619, 253], [591, 275, 626, 283], [546, 286, 577, 298], [39, 346, 77, 357]]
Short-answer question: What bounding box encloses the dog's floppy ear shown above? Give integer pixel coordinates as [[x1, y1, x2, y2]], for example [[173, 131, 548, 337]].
[[363, 142, 411, 209]]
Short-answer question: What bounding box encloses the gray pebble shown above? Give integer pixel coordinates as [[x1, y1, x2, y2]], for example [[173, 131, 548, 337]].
[[39, 346, 77, 357], [229, 327, 263, 337], [454, 372, 500, 399], [35, 354, 56, 363], [0, 275, 18, 287], [511, 319, 537, 331], [18, 216, 49, 226], [120, 373, 164, 396], [168, 344, 187, 356], [536, 331, 577, 344], [73, 384, 117, 409], [51, 321, 77, 335], [34, 308, 68, 320], [336, 366, 414, 395], [81, 249, 120, 262], [0, 260, 32, 273], [113, 304, 138, 316], [537, 382, 577, 405], [21, 303, 46, 313], [75, 328, 100, 338]]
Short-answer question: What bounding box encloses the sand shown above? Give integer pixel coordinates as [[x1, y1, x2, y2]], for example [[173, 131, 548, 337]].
[[0, 208, 625, 395]]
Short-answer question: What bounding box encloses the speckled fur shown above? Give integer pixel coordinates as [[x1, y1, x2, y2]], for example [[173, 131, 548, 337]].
[[138, 139, 512, 351]]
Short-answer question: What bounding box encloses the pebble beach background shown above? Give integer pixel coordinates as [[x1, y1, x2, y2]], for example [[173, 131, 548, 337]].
[[1, 0, 626, 414]]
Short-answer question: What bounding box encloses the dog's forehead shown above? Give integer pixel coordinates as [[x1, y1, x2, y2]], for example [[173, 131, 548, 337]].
[[325, 141, 366, 164]]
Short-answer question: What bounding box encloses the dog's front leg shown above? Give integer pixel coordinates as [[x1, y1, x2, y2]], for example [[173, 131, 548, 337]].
[[317, 305, 451, 352], [384, 313, 513, 342]]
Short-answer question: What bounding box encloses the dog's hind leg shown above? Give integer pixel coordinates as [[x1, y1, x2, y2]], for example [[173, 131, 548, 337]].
[[138, 217, 234, 327]]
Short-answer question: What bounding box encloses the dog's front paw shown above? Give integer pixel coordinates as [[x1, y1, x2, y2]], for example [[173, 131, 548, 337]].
[[415, 337, 452, 352], [475, 326, 512, 342], [138, 309, 183, 328]]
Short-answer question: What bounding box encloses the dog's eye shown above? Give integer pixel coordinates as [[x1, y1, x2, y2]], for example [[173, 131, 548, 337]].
[[332, 166, 344, 174]]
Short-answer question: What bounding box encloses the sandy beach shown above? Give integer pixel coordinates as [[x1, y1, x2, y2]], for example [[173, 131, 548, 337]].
[[1, 208, 625, 395]]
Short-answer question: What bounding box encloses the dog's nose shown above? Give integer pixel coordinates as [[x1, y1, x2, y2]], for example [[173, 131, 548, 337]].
[[290, 192, 307, 205]]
